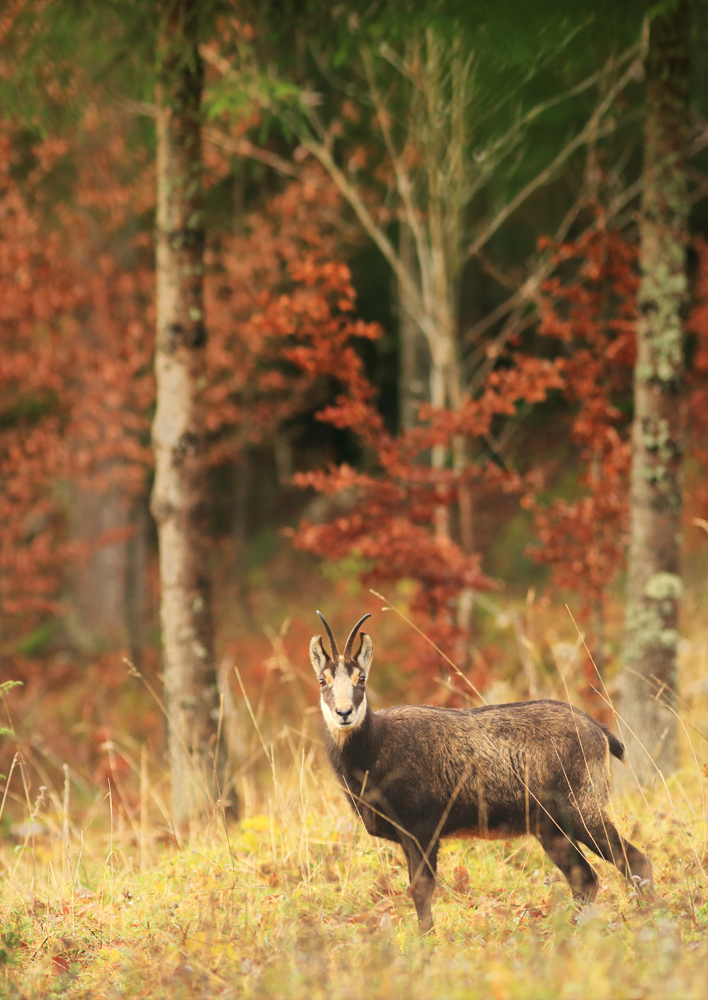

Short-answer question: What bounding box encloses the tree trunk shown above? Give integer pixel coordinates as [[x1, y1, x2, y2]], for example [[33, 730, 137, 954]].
[[397, 223, 429, 432], [70, 482, 131, 649], [619, 3, 689, 785], [125, 494, 150, 670], [151, 1, 226, 827], [232, 452, 255, 628]]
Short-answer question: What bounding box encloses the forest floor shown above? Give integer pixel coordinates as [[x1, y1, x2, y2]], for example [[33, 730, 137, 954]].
[[2, 569, 708, 999], [0, 738, 707, 999]]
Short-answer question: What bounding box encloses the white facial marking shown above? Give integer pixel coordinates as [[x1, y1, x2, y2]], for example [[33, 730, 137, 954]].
[[320, 661, 367, 743], [321, 698, 348, 742], [350, 693, 367, 727], [331, 666, 353, 712], [320, 693, 367, 743]]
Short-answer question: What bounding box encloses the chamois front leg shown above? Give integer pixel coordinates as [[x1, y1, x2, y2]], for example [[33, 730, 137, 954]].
[[400, 833, 439, 935], [577, 815, 655, 900], [536, 829, 599, 901]]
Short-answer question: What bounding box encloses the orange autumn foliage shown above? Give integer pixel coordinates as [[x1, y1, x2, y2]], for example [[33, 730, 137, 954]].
[[525, 223, 637, 614], [203, 162, 379, 463], [1, 117, 379, 655], [686, 237, 708, 516], [291, 327, 565, 674], [0, 122, 154, 633], [528, 223, 708, 629]]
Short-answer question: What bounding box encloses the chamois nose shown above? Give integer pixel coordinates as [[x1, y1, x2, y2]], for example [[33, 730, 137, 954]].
[[336, 707, 353, 723]]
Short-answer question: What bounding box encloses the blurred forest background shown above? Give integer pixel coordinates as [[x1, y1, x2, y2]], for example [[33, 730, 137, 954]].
[[1, 0, 708, 827]]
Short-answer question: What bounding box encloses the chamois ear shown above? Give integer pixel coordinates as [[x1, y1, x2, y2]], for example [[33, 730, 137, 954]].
[[355, 632, 373, 678], [310, 635, 330, 675]]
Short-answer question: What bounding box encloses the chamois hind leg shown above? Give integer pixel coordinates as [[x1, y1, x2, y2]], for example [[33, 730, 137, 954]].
[[576, 815, 654, 899], [400, 834, 439, 935], [536, 829, 599, 902]]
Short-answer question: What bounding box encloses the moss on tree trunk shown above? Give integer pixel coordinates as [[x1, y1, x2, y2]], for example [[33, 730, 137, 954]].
[[619, 2, 689, 785]]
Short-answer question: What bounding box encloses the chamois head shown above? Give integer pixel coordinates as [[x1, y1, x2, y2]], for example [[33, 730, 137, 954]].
[[310, 611, 373, 739]]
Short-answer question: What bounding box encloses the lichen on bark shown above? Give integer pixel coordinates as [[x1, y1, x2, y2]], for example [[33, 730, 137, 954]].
[[619, 2, 689, 786], [643, 572, 683, 601]]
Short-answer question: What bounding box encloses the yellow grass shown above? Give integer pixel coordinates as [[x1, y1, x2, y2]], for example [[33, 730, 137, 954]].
[[1, 602, 707, 999], [1, 735, 707, 999]]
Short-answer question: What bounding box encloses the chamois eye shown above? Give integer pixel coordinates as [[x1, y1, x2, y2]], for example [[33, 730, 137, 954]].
[[319, 677, 326, 687], [358, 674, 366, 686]]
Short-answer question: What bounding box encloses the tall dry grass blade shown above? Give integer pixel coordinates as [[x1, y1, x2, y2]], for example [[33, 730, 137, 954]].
[[140, 743, 149, 873], [125, 656, 212, 829], [525, 587, 538, 699], [62, 763, 71, 890], [213, 690, 225, 797], [0, 752, 18, 828], [369, 588, 487, 703], [10, 782, 46, 882], [213, 685, 237, 874], [565, 606, 678, 822]]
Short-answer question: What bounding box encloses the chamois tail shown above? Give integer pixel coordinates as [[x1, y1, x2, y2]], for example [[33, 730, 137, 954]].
[[606, 729, 626, 765]]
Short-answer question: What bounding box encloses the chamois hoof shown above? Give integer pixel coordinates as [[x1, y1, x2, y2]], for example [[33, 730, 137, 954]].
[[629, 875, 656, 905], [571, 903, 602, 927]]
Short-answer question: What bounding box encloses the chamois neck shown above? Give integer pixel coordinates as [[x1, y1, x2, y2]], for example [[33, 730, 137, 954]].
[[324, 699, 377, 772]]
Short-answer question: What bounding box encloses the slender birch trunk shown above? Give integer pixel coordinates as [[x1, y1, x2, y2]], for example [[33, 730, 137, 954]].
[[397, 223, 429, 433], [619, 3, 689, 785], [151, 0, 225, 827]]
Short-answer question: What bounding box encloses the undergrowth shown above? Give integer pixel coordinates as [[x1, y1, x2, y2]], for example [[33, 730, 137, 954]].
[[1, 745, 707, 999], [1, 601, 707, 999]]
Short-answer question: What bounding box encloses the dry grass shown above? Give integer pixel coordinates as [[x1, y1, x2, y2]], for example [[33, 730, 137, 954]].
[[1, 610, 707, 1000], [1, 741, 707, 998]]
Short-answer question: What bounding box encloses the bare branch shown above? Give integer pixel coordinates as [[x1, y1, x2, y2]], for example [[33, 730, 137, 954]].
[[200, 43, 235, 78], [465, 156, 598, 349], [689, 177, 708, 205], [204, 127, 301, 178], [467, 307, 536, 397], [301, 138, 434, 339], [360, 45, 433, 312], [467, 45, 647, 260], [299, 94, 330, 145], [113, 97, 158, 118], [603, 118, 708, 220], [478, 44, 640, 165], [308, 39, 374, 107]]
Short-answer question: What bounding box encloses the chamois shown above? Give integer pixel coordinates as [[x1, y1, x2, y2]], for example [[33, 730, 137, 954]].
[[310, 612, 653, 933]]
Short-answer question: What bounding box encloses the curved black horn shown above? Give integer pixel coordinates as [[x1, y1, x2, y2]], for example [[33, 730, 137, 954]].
[[343, 613, 372, 660], [316, 610, 339, 660]]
